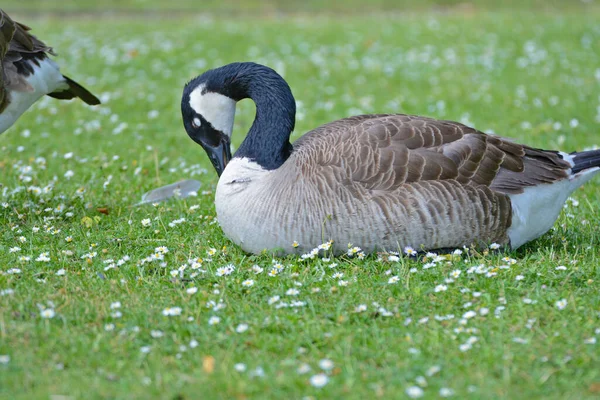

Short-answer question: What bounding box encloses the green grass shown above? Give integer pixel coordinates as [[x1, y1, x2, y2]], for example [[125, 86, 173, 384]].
[[1, 8, 600, 400]]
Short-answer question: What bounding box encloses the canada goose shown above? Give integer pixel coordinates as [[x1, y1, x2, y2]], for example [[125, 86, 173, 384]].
[[0, 9, 100, 134], [181, 62, 600, 255]]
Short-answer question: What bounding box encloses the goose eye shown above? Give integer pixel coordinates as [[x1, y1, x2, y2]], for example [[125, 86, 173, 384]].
[[192, 117, 202, 129]]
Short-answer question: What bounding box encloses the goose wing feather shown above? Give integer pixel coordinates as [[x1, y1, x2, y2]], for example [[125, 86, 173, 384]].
[[292, 114, 570, 194], [0, 9, 16, 112], [3, 10, 53, 55]]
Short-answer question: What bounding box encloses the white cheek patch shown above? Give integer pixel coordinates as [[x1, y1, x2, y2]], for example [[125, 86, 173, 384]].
[[189, 83, 236, 138]]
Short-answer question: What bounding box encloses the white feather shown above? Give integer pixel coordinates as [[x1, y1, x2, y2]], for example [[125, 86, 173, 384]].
[[0, 58, 67, 133], [507, 167, 599, 248], [558, 151, 575, 167], [188, 83, 236, 137]]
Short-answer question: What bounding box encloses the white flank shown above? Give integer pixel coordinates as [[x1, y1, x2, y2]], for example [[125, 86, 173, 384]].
[[188, 83, 236, 137], [0, 58, 67, 134], [507, 167, 599, 248]]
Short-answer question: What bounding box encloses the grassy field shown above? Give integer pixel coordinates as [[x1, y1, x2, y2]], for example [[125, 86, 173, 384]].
[[1, 5, 600, 400]]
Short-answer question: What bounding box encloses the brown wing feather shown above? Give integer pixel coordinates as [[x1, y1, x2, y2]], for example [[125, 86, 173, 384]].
[[293, 114, 570, 195], [3, 10, 53, 55], [0, 9, 16, 112]]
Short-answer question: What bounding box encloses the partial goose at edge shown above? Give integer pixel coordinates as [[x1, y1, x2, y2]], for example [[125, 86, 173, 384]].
[[0, 9, 100, 134]]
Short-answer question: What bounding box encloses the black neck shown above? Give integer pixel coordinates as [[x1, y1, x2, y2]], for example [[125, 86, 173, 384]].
[[207, 63, 296, 170]]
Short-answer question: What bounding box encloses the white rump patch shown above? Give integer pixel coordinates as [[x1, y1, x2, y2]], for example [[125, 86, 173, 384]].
[[507, 168, 599, 248], [189, 83, 236, 137], [557, 151, 575, 167]]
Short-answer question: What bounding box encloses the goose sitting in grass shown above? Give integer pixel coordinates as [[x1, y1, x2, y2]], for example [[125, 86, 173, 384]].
[[181, 62, 600, 256], [0, 9, 100, 134]]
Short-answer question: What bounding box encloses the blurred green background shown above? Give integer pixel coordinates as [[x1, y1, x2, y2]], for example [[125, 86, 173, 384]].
[[3, 0, 598, 13]]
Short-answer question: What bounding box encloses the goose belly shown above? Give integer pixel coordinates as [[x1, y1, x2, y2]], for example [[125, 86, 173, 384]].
[[215, 176, 514, 255], [0, 87, 45, 133]]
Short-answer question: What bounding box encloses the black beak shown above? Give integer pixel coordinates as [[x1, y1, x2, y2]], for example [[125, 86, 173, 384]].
[[203, 138, 232, 177]]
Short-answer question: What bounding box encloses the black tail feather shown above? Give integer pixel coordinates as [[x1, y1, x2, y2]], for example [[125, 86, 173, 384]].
[[570, 149, 600, 173], [47, 75, 100, 105]]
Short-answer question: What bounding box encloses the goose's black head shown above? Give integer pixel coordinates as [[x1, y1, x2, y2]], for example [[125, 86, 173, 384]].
[[182, 62, 297, 176], [182, 68, 241, 176]]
